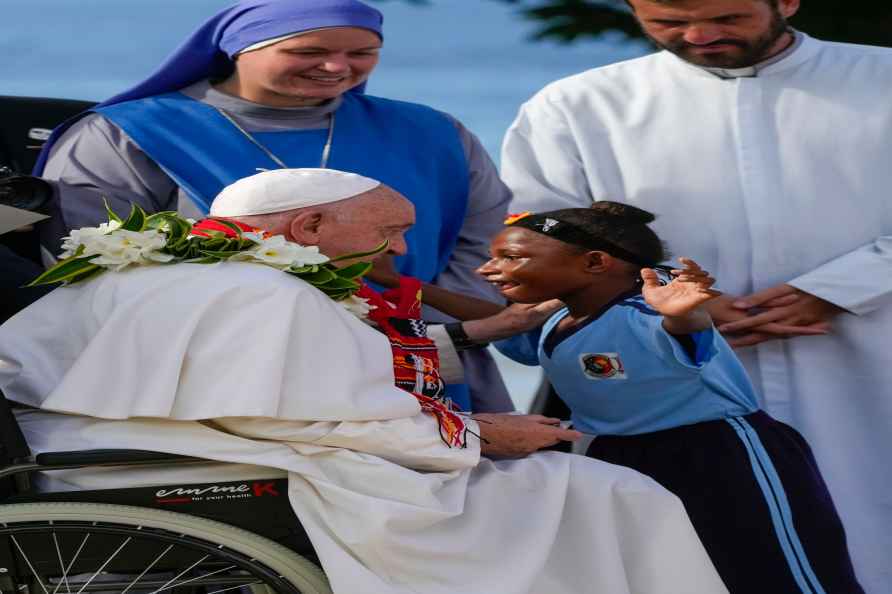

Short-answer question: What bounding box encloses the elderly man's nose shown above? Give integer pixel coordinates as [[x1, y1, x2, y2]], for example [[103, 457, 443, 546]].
[[683, 24, 724, 45], [388, 235, 408, 256]]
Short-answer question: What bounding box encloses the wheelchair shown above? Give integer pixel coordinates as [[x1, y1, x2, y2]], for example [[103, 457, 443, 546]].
[[0, 396, 333, 594]]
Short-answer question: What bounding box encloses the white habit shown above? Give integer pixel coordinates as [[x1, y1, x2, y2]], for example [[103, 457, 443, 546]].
[[0, 262, 726, 594], [502, 33, 892, 592]]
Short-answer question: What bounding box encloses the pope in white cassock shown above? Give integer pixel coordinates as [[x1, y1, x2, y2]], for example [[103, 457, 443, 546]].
[[0, 169, 727, 594], [501, 0, 892, 590]]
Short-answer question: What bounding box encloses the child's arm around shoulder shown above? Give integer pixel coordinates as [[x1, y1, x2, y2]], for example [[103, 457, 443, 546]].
[[366, 254, 504, 321], [641, 258, 721, 335]]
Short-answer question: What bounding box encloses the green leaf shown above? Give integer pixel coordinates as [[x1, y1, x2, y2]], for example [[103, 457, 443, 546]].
[[316, 276, 360, 290], [28, 257, 102, 287], [120, 203, 147, 232], [323, 289, 353, 301], [299, 267, 338, 284], [328, 240, 389, 263], [335, 261, 373, 280], [198, 249, 247, 259], [103, 198, 123, 224], [146, 212, 191, 243], [63, 264, 105, 284]]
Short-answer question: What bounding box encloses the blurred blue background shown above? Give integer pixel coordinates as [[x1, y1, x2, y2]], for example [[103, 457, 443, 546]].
[[2, 0, 650, 408]]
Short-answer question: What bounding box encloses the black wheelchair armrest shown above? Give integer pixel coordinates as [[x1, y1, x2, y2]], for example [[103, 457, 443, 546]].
[[34, 449, 200, 467]]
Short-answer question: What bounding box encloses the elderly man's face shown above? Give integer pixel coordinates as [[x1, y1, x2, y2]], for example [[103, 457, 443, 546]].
[[231, 27, 381, 107], [628, 0, 799, 68], [315, 187, 415, 265]]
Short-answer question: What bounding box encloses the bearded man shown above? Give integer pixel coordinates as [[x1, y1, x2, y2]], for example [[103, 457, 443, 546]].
[[501, 1, 892, 590], [0, 169, 727, 594]]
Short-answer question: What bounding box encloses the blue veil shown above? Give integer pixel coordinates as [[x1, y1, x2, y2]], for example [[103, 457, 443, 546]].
[[34, 0, 383, 174]]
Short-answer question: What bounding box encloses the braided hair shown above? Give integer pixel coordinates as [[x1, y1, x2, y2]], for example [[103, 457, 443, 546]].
[[506, 201, 669, 268]]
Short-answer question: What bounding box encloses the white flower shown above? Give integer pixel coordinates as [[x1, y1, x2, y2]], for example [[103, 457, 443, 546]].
[[340, 295, 376, 321], [234, 235, 330, 269], [241, 231, 267, 244], [80, 228, 173, 272], [59, 220, 122, 258]]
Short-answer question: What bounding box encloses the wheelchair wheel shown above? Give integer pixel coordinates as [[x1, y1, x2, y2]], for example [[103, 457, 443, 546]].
[[0, 502, 332, 594]]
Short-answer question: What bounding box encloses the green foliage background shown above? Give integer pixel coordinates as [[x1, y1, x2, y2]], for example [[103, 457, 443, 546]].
[[377, 1, 892, 47]]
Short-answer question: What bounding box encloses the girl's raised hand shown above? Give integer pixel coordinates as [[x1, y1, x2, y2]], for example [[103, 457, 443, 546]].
[[641, 258, 721, 318]]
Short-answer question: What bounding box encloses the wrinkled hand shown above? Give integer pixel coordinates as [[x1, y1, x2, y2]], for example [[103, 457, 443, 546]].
[[473, 413, 581, 459], [364, 254, 401, 288], [641, 258, 721, 317], [717, 284, 840, 347], [712, 285, 839, 348], [705, 295, 775, 347]]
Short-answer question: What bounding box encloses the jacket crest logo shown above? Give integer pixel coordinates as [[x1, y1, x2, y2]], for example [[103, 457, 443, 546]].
[[580, 353, 627, 380]]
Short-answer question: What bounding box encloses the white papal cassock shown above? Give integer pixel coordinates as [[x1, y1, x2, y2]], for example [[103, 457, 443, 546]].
[[502, 33, 892, 593], [0, 262, 726, 594]]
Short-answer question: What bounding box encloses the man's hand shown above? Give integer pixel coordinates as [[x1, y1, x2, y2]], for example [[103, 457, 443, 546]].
[[473, 413, 581, 458], [711, 285, 839, 348], [719, 284, 840, 339]]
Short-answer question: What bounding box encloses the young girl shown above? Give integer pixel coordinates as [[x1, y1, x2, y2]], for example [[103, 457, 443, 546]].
[[469, 203, 862, 594]]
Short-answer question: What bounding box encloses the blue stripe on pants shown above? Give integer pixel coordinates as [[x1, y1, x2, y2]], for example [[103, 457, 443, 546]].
[[726, 417, 827, 594]]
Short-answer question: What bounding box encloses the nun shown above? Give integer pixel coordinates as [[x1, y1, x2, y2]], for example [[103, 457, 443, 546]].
[[35, 0, 511, 413]]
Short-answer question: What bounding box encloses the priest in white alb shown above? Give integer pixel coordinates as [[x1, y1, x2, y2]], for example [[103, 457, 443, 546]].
[[0, 168, 727, 594], [501, 0, 892, 590]]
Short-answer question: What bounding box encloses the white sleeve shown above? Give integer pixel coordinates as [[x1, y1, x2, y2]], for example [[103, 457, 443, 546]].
[[212, 415, 481, 473], [501, 96, 595, 213], [788, 237, 892, 315]]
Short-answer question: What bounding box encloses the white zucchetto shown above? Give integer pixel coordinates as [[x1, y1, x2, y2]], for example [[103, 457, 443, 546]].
[[209, 168, 381, 217]]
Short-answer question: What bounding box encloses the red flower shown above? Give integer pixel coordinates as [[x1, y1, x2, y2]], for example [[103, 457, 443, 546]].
[[190, 218, 263, 238], [504, 211, 533, 225]]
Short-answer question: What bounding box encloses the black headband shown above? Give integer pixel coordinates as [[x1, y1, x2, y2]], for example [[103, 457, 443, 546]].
[[506, 212, 657, 268]]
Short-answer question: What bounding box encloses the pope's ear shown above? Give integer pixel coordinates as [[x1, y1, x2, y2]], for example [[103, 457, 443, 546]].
[[288, 210, 324, 245]]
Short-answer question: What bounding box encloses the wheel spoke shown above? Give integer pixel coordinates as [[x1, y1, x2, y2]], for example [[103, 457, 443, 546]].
[[9, 535, 50, 594], [73, 536, 132, 594], [53, 532, 90, 594], [206, 582, 264, 594], [119, 543, 175, 594], [147, 553, 210, 594], [150, 562, 239, 594], [50, 532, 72, 594]]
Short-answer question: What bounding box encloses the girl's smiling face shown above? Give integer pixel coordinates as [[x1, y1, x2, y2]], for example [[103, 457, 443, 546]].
[[477, 227, 594, 303]]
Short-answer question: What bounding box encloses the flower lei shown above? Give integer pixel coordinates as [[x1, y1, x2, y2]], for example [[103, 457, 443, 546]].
[[31, 203, 383, 319]]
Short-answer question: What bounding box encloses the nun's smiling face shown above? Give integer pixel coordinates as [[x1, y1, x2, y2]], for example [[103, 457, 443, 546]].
[[224, 27, 382, 107]]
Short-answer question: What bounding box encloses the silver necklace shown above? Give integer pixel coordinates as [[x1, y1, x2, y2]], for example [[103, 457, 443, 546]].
[[213, 106, 336, 169]]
